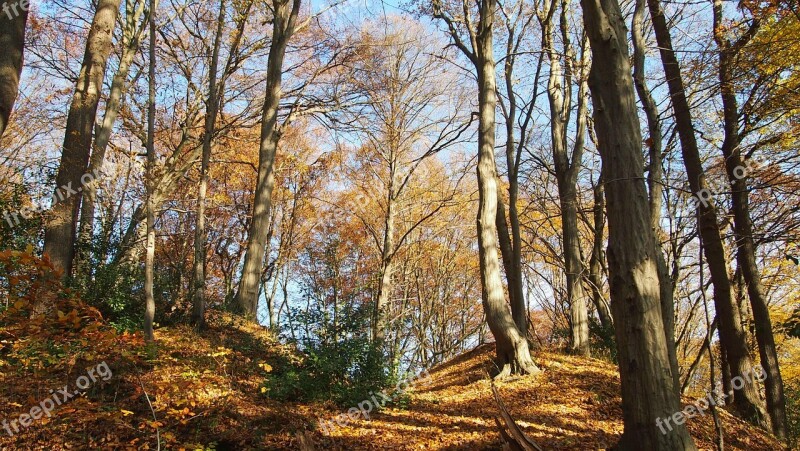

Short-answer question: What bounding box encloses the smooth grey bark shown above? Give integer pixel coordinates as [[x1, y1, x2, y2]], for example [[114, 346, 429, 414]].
[[713, 2, 787, 438], [578, 0, 696, 446], [433, 0, 539, 377], [43, 0, 122, 277], [537, 0, 589, 356], [143, 0, 157, 343], [0, 0, 28, 139], [236, 0, 301, 320], [76, 0, 147, 279], [191, 0, 226, 330], [646, 0, 769, 428], [631, 0, 679, 392]]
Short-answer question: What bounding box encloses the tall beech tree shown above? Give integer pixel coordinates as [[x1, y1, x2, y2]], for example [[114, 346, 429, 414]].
[[236, 0, 302, 320], [535, 0, 591, 356], [432, 0, 540, 376], [578, 0, 697, 446], [43, 0, 123, 276]]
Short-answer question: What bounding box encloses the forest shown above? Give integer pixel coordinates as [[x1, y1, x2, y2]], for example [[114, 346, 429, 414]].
[[0, 0, 798, 449]]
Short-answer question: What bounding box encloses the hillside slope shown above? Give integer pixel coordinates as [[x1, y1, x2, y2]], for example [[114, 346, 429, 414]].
[[0, 310, 783, 450], [318, 344, 782, 450]]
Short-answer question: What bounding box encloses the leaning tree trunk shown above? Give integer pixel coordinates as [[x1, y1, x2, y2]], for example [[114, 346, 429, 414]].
[[578, 0, 697, 447], [473, 0, 539, 378], [235, 0, 300, 321], [43, 0, 122, 277], [714, 2, 787, 436], [631, 0, 679, 393], [0, 0, 28, 139], [647, 0, 769, 428]]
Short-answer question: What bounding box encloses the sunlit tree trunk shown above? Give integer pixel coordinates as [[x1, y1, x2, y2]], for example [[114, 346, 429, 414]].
[[578, 0, 696, 446], [0, 0, 28, 139], [236, 0, 301, 321], [43, 0, 122, 277]]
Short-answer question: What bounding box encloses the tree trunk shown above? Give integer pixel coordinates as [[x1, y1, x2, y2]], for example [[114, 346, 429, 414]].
[[713, 2, 787, 436], [43, 0, 122, 277], [496, 196, 526, 333], [373, 189, 395, 343], [76, 0, 147, 279], [235, 0, 300, 321], [646, 0, 769, 428], [191, 0, 226, 330], [631, 0, 679, 392], [469, 0, 539, 377], [143, 0, 157, 343], [538, 0, 590, 356], [0, 0, 28, 139], [588, 175, 612, 331], [578, 0, 696, 446]]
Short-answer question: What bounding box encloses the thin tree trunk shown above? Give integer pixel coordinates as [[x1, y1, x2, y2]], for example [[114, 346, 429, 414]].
[[647, 0, 769, 428], [578, 0, 696, 446], [236, 0, 301, 321], [0, 0, 28, 138], [143, 0, 157, 343], [191, 0, 226, 330], [631, 0, 679, 392], [713, 2, 787, 437], [43, 0, 123, 276], [587, 175, 612, 330]]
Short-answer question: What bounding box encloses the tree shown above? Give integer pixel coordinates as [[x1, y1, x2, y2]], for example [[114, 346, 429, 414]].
[[341, 16, 470, 344], [631, 0, 679, 390], [646, 0, 769, 428], [75, 0, 149, 279], [236, 0, 302, 320], [535, 0, 590, 356], [578, 0, 697, 446], [432, 0, 540, 376], [191, 0, 227, 330], [144, 0, 157, 342], [0, 0, 28, 139], [43, 0, 123, 276], [713, 0, 788, 437]]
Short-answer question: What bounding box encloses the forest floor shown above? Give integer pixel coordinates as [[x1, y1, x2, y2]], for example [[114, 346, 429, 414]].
[[0, 309, 785, 450]]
